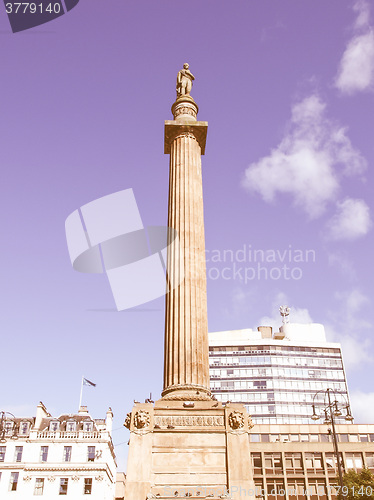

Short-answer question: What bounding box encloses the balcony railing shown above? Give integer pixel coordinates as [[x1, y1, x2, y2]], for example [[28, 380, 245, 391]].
[[36, 431, 102, 440]]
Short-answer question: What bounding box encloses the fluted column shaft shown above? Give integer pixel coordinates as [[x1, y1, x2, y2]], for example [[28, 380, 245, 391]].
[[162, 99, 210, 400]]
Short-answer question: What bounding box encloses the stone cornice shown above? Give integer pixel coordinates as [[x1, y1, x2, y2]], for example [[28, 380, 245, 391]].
[[164, 121, 208, 155]]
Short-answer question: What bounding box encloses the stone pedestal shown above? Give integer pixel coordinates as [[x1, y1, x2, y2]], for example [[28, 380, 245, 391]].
[[124, 402, 255, 500]]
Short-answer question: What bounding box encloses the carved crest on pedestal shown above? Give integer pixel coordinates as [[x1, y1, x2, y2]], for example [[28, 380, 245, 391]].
[[124, 412, 131, 429], [134, 410, 150, 429], [228, 411, 245, 430]]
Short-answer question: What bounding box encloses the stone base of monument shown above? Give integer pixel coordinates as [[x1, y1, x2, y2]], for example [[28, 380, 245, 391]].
[[124, 401, 256, 500]]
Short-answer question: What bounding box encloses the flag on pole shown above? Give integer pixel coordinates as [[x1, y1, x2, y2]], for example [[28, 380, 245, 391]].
[[83, 378, 96, 387]]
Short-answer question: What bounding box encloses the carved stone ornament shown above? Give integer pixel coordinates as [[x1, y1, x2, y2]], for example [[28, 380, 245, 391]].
[[48, 476, 56, 482], [248, 415, 255, 430], [95, 475, 104, 481], [23, 475, 32, 482], [228, 411, 245, 430], [124, 412, 131, 429], [134, 410, 150, 429], [72, 475, 80, 482]]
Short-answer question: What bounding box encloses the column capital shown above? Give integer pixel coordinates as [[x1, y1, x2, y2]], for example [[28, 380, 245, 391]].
[[164, 121, 208, 155]]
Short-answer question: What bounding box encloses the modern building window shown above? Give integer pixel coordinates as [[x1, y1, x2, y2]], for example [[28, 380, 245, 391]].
[[360, 434, 369, 442], [251, 453, 262, 474], [63, 446, 72, 462], [0, 446, 5, 462], [288, 480, 306, 500], [305, 453, 323, 471], [14, 446, 23, 462], [66, 421, 76, 432], [254, 480, 264, 498], [264, 453, 283, 474], [339, 434, 348, 442], [326, 453, 343, 475], [251, 434, 260, 442], [285, 453, 303, 473], [345, 453, 363, 471], [9, 472, 19, 491], [34, 478, 44, 495], [40, 446, 48, 462], [308, 480, 327, 500], [84, 478, 93, 494], [267, 479, 285, 499], [87, 446, 95, 462], [50, 421, 60, 432], [349, 434, 359, 442], [59, 478, 68, 495], [365, 453, 374, 468]]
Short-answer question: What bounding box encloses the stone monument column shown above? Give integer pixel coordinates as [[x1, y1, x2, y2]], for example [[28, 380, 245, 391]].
[[124, 66, 256, 500], [162, 67, 210, 401]]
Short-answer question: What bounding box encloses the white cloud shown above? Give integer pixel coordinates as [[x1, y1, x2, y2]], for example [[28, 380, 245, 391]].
[[340, 334, 372, 370], [350, 390, 374, 422], [326, 198, 371, 240], [242, 95, 366, 218], [335, 1, 374, 94], [335, 288, 371, 328], [325, 289, 372, 371], [328, 252, 356, 279], [354, 0, 371, 29]]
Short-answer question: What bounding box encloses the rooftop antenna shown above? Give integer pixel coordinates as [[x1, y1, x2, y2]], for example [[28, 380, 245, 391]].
[[279, 305, 290, 324]]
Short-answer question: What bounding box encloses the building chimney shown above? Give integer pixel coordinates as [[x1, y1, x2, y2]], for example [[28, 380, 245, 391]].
[[35, 401, 48, 430], [78, 406, 89, 415], [106, 407, 113, 434], [257, 326, 272, 339]]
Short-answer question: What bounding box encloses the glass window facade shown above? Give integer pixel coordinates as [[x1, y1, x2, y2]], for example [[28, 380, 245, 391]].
[[249, 449, 374, 500], [209, 341, 349, 424]]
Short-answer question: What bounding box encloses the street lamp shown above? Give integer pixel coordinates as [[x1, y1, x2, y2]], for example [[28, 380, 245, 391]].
[[311, 389, 354, 496], [0, 411, 18, 442]]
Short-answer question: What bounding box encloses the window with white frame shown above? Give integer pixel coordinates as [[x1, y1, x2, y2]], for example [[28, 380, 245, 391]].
[[49, 421, 60, 432], [0, 446, 5, 462], [84, 478, 93, 494], [63, 446, 72, 462], [40, 446, 48, 462], [83, 421, 93, 432], [14, 446, 23, 462], [66, 421, 76, 432], [87, 446, 95, 462], [9, 472, 19, 491], [59, 478, 68, 495], [34, 478, 44, 495], [20, 422, 29, 435]]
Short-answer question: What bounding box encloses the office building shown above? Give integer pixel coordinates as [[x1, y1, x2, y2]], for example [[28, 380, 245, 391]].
[[249, 423, 374, 500], [209, 322, 350, 425]]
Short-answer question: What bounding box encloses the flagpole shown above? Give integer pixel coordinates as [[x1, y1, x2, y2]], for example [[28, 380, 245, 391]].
[[79, 375, 84, 410]]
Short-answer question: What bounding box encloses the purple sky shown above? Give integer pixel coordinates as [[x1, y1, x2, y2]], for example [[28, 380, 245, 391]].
[[1, 0, 373, 471]]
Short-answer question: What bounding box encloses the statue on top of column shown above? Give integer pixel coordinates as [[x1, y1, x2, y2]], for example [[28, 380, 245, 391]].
[[176, 63, 195, 97]]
